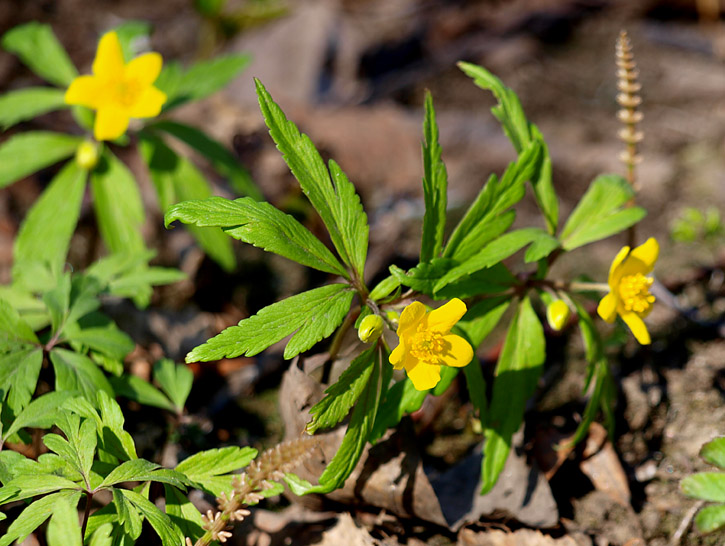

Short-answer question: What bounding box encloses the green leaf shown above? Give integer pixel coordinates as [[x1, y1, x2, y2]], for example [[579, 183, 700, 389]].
[[109, 374, 175, 412], [65, 324, 135, 361], [91, 150, 146, 255], [0, 286, 48, 332], [165, 196, 348, 277], [694, 504, 725, 533], [457, 62, 558, 233], [0, 297, 39, 344], [420, 91, 447, 262], [307, 346, 376, 434], [256, 79, 368, 279], [46, 498, 83, 546], [113, 20, 152, 61], [164, 485, 204, 542], [96, 390, 137, 461], [149, 120, 262, 200], [0, 346, 42, 416], [2, 473, 81, 502], [702, 438, 725, 470], [12, 161, 86, 286], [139, 135, 236, 271], [2, 23, 78, 86], [436, 228, 547, 291], [153, 359, 193, 411], [482, 296, 545, 494], [166, 53, 251, 108], [187, 283, 353, 361], [457, 296, 511, 349], [88, 522, 114, 546], [3, 391, 77, 441], [0, 490, 81, 546], [112, 487, 143, 539], [0, 87, 68, 130], [524, 232, 559, 263], [560, 175, 645, 251], [369, 275, 400, 302], [107, 266, 186, 304], [176, 446, 257, 496], [0, 132, 80, 189], [463, 361, 488, 423], [120, 489, 185, 546], [99, 459, 186, 489], [682, 473, 725, 503], [50, 348, 114, 401]]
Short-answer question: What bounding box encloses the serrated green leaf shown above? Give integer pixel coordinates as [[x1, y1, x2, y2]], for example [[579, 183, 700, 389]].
[[112, 487, 143, 539], [50, 348, 113, 400], [165, 53, 251, 108], [153, 359, 193, 411], [436, 228, 547, 291], [0, 87, 68, 130], [65, 324, 135, 361], [420, 91, 447, 262], [682, 473, 725, 503], [100, 459, 187, 489], [91, 150, 146, 255], [702, 438, 725, 469], [119, 488, 185, 546], [457, 296, 511, 349], [107, 266, 186, 304], [46, 497, 83, 546], [187, 283, 353, 362], [175, 446, 257, 495], [2, 473, 81, 502], [369, 376, 430, 444], [481, 297, 545, 494], [0, 490, 81, 546], [561, 175, 645, 250], [255, 79, 368, 278], [0, 132, 80, 189], [0, 346, 42, 416], [307, 346, 376, 434], [88, 522, 114, 546], [0, 286, 48, 332], [4, 391, 77, 441], [12, 161, 86, 286], [694, 504, 725, 533], [149, 120, 262, 199], [524, 232, 559, 263], [165, 196, 348, 277], [164, 485, 205, 542], [529, 126, 559, 233], [109, 374, 175, 412], [139, 135, 236, 271], [2, 23, 78, 86], [96, 390, 137, 461], [0, 297, 39, 344]]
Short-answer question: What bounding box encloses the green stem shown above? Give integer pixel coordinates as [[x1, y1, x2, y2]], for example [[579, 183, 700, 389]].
[[81, 491, 93, 539]]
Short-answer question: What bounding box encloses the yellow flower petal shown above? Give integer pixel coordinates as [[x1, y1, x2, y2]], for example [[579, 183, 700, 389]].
[[608, 245, 630, 286], [94, 106, 130, 141], [629, 237, 659, 273], [128, 86, 166, 118], [405, 360, 441, 391], [597, 292, 618, 323], [65, 75, 103, 108], [440, 334, 474, 367], [423, 298, 467, 333], [620, 311, 651, 345], [93, 32, 125, 79], [125, 52, 163, 86], [389, 341, 407, 369], [397, 301, 426, 337]]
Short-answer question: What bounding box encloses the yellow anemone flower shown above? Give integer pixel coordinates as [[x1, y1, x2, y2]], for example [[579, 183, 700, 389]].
[[65, 31, 166, 141], [389, 298, 474, 391], [597, 237, 659, 345]]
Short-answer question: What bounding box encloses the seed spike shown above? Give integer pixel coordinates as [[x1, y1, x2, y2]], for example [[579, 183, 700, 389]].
[[616, 30, 643, 192]]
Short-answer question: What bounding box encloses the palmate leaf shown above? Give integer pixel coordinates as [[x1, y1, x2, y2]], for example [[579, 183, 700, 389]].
[[153, 359, 193, 411], [458, 62, 558, 233], [50, 348, 113, 401], [187, 283, 353, 361], [13, 161, 86, 287], [0, 87, 67, 130], [149, 120, 262, 200], [140, 135, 236, 271], [2, 22, 78, 87], [165, 196, 348, 277], [256, 79, 368, 280], [307, 346, 376, 434], [0, 132, 80, 189], [481, 296, 545, 494], [0, 490, 82, 546], [420, 91, 447, 262], [560, 174, 646, 250]]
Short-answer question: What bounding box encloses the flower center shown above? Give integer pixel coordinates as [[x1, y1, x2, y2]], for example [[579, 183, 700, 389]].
[[409, 327, 445, 363], [112, 78, 143, 107], [619, 273, 655, 314]]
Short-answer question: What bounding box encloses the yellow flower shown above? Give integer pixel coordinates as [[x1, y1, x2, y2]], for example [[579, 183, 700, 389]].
[[546, 299, 570, 331], [389, 298, 474, 391], [597, 237, 659, 345], [65, 31, 166, 141]]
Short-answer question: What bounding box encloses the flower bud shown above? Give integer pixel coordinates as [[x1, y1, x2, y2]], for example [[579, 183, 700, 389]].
[[546, 300, 570, 331], [358, 314, 384, 343], [75, 140, 99, 170], [385, 310, 400, 330]]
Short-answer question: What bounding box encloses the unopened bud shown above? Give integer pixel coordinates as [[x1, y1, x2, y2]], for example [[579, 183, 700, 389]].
[[75, 140, 99, 170], [546, 300, 570, 331], [358, 314, 384, 343]]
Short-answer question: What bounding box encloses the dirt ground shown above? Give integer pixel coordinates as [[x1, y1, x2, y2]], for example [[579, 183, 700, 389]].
[[1, 0, 725, 544]]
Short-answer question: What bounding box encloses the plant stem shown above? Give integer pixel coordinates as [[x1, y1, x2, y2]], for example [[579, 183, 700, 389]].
[[569, 281, 610, 292], [81, 491, 93, 539]]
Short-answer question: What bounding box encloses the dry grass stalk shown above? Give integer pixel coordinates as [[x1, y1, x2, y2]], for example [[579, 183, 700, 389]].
[[616, 30, 643, 192]]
